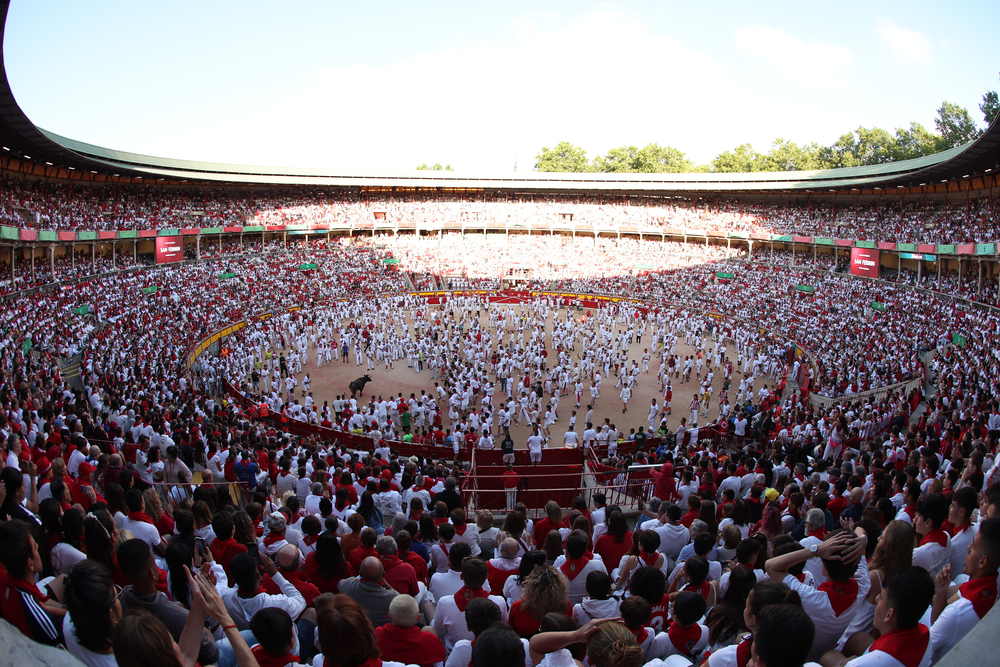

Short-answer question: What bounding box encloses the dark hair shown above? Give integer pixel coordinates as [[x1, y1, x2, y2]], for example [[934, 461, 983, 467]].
[[705, 565, 756, 644], [673, 591, 708, 626], [113, 609, 182, 667], [620, 596, 652, 630], [0, 519, 35, 579], [125, 488, 144, 513], [820, 533, 860, 582], [916, 493, 949, 531], [449, 542, 472, 571], [629, 566, 666, 606], [212, 511, 235, 541], [250, 607, 295, 656], [684, 556, 709, 585], [882, 565, 935, 628], [314, 531, 347, 579], [117, 539, 154, 582], [83, 509, 117, 573], [517, 550, 547, 585], [608, 511, 628, 543], [754, 605, 814, 667], [748, 580, 801, 619], [585, 570, 613, 600], [465, 597, 503, 636], [64, 560, 117, 653], [165, 541, 194, 607], [471, 624, 525, 667]]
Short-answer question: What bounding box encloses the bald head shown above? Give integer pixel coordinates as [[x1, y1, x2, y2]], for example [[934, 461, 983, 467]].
[[850, 487, 864, 502], [500, 538, 519, 559], [276, 543, 300, 571], [110, 453, 121, 467], [360, 556, 384, 582]]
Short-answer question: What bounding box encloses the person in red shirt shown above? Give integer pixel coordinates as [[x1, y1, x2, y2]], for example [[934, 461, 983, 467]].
[[502, 465, 520, 511], [376, 535, 419, 596], [349, 528, 379, 572], [594, 511, 634, 566], [71, 461, 105, 510], [532, 501, 565, 550], [263, 544, 321, 607], [375, 594, 446, 667], [680, 496, 702, 528], [304, 532, 355, 595]]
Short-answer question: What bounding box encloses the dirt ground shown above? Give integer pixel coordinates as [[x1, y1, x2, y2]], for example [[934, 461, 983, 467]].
[[258, 305, 774, 450]]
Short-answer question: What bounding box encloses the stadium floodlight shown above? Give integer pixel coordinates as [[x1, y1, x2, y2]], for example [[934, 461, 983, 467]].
[[45, 162, 52, 165], [22, 155, 29, 159], [1, 146, 8, 150]]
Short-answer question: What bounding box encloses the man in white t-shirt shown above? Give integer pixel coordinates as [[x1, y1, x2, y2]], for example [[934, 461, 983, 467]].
[[527, 428, 544, 465]]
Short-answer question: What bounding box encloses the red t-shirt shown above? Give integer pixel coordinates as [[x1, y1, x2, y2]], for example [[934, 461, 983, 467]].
[[594, 531, 634, 566]]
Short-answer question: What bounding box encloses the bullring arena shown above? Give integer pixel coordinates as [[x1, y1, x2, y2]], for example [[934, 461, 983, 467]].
[[2, 5, 1000, 667]]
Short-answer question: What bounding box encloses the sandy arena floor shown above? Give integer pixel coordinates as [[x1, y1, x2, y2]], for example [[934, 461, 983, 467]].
[[255, 305, 775, 450]]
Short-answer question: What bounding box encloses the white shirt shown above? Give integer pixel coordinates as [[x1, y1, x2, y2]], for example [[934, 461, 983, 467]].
[[782, 557, 871, 662], [221, 572, 306, 630], [930, 585, 990, 663], [122, 516, 163, 550], [432, 592, 508, 650]]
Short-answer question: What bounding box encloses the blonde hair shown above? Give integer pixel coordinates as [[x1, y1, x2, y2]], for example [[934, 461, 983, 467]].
[[519, 565, 569, 620], [587, 622, 645, 667], [476, 509, 494, 531], [142, 488, 164, 522]]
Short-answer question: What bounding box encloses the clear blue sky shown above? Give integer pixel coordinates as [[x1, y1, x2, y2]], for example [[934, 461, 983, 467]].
[[4, 0, 998, 172]]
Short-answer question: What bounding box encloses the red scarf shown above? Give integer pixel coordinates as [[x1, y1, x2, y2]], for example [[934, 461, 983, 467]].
[[959, 575, 999, 619], [919, 529, 949, 548], [325, 658, 382, 667], [867, 624, 930, 667], [439, 542, 450, 557], [560, 557, 589, 581], [211, 538, 238, 562], [251, 646, 298, 667], [668, 622, 703, 654], [455, 524, 468, 536], [808, 527, 829, 541], [302, 534, 319, 548], [684, 580, 711, 601], [949, 522, 972, 538], [736, 637, 752, 667], [0, 576, 51, 638], [454, 586, 489, 612], [630, 626, 649, 645], [639, 551, 660, 567], [818, 579, 859, 616], [263, 532, 286, 548], [128, 511, 155, 525]]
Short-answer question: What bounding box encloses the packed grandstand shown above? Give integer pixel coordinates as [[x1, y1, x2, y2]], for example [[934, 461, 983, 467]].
[[3, 17, 1000, 667]]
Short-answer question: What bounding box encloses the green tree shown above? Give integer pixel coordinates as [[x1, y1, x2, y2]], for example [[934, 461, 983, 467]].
[[981, 72, 999, 125], [934, 101, 983, 149], [759, 138, 823, 171], [416, 163, 453, 171], [591, 143, 693, 173], [534, 142, 589, 172], [711, 144, 763, 173], [892, 122, 939, 161]]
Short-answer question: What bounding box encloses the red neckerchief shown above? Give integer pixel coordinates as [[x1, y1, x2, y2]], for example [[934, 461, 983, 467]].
[[639, 551, 660, 567], [211, 538, 238, 562], [560, 557, 589, 581], [454, 525, 467, 536], [0, 576, 51, 638], [792, 572, 807, 583], [454, 586, 489, 612], [904, 505, 917, 520], [302, 534, 319, 547], [736, 636, 752, 667], [818, 579, 859, 616], [808, 527, 829, 540], [959, 575, 999, 619], [867, 624, 930, 667], [668, 622, 703, 654], [263, 532, 286, 548], [325, 658, 382, 667], [439, 542, 450, 557], [629, 626, 649, 645], [919, 529, 949, 548], [128, 511, 155, 525], [683, 580, 711, 601], [251, 646, 298, 667]]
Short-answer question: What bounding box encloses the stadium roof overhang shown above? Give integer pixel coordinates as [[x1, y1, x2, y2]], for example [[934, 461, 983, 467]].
[[0, 3, 997, 194]]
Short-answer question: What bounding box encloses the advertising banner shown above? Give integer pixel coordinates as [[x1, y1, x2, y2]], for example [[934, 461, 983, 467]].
[[155, 236, 183, 264], [849, 247, 880, 278]]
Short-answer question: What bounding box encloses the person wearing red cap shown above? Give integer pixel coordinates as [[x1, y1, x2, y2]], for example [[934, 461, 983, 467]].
[[70, 462, 105, 511]]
